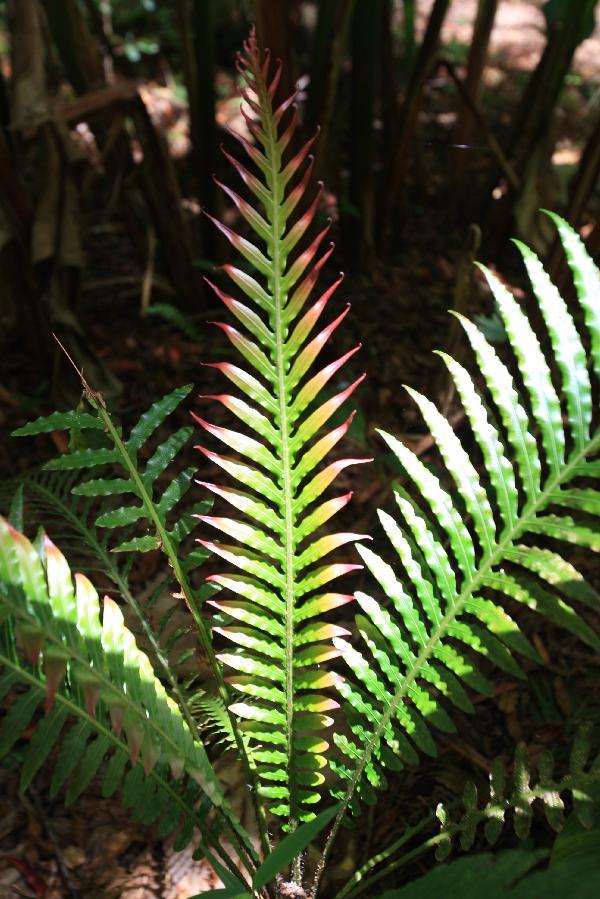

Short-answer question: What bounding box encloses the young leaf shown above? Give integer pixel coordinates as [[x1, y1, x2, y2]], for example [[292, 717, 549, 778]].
[[197, 29, 367, 825]]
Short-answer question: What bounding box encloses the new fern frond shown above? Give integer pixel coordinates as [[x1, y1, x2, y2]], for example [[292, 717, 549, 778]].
[[197, 30, 369, 828], [320, 212, 600, 878]]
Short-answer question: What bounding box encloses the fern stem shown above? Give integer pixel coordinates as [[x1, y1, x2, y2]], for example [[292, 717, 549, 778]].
[[260, 70, 301, 842], [313, 429, 600, 897], [87, 396, 268, 865], [342, 834, 444, 899], [333, 814, 434, 899]]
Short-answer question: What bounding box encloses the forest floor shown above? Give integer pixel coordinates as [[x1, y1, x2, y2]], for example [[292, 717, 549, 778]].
[[1, 1, 600, 896]]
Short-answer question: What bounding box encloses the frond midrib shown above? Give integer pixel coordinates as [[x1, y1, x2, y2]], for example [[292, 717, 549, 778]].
[[261, 82, 300, 827], [328, 425, 600, 851]]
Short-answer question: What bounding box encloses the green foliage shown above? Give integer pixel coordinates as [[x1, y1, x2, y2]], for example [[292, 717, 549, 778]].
[[436, 724, 600, 859], [377, 844, 600, 899], [330, 212, 600, 826], [193, 690, 238, 750], [146, 301, 205, 342], [2, 26, 600, 899], [253, 803, 340, 892], [12, 384, 205, 565], [0, 518, 248, 861], [0, 468, 212, 694], [193, 805, 341, 898], [195, 30, 368, 825]]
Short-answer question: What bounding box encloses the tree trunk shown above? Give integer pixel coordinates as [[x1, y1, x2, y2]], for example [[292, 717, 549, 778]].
[[378, 0, 451, 245]]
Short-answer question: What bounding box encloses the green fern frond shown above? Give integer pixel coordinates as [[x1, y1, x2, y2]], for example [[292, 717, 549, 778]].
[[0, 470, 214, 740], [330, 214, 600, 821], [0, 517, 255, 875], [146, 301, 205, 343], [193, 690, 238, 750], [12, 385, 206, 565], [11, 254, 270, 858], [197, 30, 370, 825], [1, 469, 115, 578], [436, 724, 600, 859]]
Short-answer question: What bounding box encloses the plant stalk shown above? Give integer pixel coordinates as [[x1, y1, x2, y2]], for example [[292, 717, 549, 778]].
[[256, 60, 303, 875]]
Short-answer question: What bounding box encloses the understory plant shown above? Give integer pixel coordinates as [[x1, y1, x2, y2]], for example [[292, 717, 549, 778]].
[[1, 29, 600, 899]]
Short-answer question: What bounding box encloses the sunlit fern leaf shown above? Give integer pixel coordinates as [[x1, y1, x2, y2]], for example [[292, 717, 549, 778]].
[[0, 471, 213, 733], [12, 385, 205, 565], [332, 213, 600, 813], [436, 723, 600, 859], [196, 29, 370, 824], [0, 517, 254, 865]]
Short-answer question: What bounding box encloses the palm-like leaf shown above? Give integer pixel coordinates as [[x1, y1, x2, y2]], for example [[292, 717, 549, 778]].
[[331, 214, 600, 822], [197, 30, 369, 824], [0, 518, 255, 879]]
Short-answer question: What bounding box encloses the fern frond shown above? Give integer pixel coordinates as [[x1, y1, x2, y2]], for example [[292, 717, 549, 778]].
[[198, 30, 370, 824], [0, 470, 214, 742], [436, 724, 600, 859], [330, 214, 600, 820], [12, 385, 205, 565], [0, 518, 254, 874], [193, 690, 238, 751], [1, 469, 116, 578]]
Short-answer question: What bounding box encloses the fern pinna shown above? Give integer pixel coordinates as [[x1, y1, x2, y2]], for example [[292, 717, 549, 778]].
[[196, 30, 368, 827], [317, 213, 600, 878]]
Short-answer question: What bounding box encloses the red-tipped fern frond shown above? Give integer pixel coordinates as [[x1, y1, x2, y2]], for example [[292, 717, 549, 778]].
[[195, 29, 370, 824]]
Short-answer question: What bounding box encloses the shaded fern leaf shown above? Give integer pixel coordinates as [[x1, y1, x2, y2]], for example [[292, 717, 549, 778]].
[[193, 691, 238, 751], [333, 214, 600, 813], [195, 30, 370, 823], [0, 469, 122, 580], [436, 723, 600, 859], [12, 385, 205, 564], [0, 518, 251, 860]]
